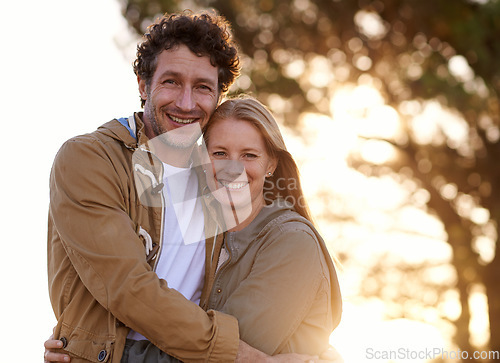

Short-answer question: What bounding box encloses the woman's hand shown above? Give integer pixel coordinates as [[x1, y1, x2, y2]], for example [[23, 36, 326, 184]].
[[44, 334, 70, 363]]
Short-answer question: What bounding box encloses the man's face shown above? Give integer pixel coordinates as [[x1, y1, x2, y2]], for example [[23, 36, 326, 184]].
[[139, 44, 219, 148]]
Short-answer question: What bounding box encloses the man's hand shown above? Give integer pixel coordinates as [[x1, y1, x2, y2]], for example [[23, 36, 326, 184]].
[[319, 346, 344, 363], [235, 340, 344, 363], [235, 340, 318, 362], [267, 354, 319, 362], [44, 334, 70, 363], [268, 346, 344, 363]]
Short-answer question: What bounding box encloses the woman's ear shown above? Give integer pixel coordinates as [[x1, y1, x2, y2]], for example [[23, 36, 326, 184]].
[[267, 158, 278, 176]]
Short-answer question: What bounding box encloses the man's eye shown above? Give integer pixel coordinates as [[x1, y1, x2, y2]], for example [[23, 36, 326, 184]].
[[199, 85, 214, 92], [163, 79, 175, 85]]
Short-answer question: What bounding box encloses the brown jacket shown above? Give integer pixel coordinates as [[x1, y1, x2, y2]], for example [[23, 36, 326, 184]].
[[202, 200, 342, 356], [47, 114, 239, 363]]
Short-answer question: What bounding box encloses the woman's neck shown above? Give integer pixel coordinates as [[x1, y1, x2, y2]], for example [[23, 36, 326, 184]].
[[222, 197, 266, 232]]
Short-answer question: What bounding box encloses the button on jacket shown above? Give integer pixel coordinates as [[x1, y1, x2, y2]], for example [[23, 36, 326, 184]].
[[48, 113, 239, 363]]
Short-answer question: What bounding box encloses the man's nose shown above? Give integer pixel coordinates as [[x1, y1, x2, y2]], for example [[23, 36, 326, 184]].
[[175, 87, 195, 111]]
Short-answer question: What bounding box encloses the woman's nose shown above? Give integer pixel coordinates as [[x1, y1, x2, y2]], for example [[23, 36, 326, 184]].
[[214, 160, 245, 181]]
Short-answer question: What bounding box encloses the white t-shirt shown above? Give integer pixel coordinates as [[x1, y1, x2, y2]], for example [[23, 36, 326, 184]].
[[128, 162, 206, 341]]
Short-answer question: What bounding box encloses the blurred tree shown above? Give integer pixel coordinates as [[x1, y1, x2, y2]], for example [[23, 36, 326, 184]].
[[118, 0, 500, 358]]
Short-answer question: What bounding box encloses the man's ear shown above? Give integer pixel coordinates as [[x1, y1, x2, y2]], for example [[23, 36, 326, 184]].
[[138, 76, 148, 101]]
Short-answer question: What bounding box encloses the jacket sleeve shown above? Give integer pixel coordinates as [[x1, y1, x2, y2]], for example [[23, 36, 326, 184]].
[[219, 224, 331, 355], [49, 137, 239, 362]]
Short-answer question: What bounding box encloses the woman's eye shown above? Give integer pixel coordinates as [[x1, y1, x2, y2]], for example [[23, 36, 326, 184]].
[[212, 151, 226, 157], [245, 153, 257, 159]]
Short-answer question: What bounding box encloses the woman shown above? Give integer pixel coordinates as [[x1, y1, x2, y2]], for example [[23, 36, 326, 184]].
[[45, 96, 341, 362]]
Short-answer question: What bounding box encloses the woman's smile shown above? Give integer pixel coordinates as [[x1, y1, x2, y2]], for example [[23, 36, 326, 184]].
[[217, 179, 249, 190]]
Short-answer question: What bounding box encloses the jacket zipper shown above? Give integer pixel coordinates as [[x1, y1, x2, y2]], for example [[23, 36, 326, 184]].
[[152, 159, 165, 272], [137, 146, 165, 272], [208, 233, 233, 308], [128, 115, 165, 271]]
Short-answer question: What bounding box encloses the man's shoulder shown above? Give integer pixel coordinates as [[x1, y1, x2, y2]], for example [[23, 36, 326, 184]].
[[62, 119, 130, 148], [54, 119, 132, 166]]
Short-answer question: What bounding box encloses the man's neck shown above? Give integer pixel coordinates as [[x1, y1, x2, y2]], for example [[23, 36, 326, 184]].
[[140, 117, 195, 168], [149, 138, 194, 168]]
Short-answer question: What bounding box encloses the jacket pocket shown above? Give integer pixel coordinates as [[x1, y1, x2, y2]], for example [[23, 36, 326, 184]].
[[58, 323, 114, 362]]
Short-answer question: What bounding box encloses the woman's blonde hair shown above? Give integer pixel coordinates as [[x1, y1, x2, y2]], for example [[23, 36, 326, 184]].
[[203, 95, 314, 223]]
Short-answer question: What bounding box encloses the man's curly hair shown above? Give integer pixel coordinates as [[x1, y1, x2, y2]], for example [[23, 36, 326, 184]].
[[133, 10, 241, 107]]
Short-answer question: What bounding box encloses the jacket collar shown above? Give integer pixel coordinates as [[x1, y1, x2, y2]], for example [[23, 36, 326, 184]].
[[225, 199, 295, 258], [97, 112, 148, 150], [226, 199, 343, 330]]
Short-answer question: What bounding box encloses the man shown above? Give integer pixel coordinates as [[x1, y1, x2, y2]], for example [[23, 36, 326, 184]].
[[47, 11, 322, 363]]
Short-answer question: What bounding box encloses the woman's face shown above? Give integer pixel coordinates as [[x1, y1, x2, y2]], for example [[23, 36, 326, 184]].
[[206, 117, 277, 217]]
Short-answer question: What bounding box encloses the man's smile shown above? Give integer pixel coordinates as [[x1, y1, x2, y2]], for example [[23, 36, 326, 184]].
[[169, 114, 197, 124]]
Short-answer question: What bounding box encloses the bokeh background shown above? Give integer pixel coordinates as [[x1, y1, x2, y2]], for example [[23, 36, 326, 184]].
[[2, 0, 499, 361]]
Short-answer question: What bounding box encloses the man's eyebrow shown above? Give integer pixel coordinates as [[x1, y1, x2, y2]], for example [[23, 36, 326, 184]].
[[158, 70, 218, 87], [198, 77, 218, 87]]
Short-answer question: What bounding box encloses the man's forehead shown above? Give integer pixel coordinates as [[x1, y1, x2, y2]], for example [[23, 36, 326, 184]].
[[156, 46, 218, 75], [156, 68, 218, 85]]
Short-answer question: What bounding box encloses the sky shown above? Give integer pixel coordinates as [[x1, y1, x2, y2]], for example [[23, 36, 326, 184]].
[[1, 0, 138, 361], [0, 1, 487, 362]]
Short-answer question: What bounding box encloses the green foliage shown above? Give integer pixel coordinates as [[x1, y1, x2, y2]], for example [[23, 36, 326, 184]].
[[118, 0, 500, 354]]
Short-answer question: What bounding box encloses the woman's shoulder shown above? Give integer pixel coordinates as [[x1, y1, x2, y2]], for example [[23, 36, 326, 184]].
[[259, 203, 318, 241], [257, 208, 321, 254]]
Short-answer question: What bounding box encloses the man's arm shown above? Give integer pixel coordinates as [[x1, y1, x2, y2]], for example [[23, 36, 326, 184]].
[[236, 340, 320, 362], [48, 137, 239, 362], [43, 337, 328, 363]]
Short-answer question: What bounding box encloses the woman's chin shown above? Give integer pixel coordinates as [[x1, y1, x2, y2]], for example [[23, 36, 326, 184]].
[[213, 190, 252, 215], [213, 186, 250, 205], [218, 196, 252, 211]]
